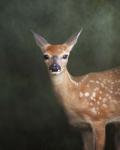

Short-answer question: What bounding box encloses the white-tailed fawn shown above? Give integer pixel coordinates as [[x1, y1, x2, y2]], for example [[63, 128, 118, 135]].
[[32, 30, 120, 150]]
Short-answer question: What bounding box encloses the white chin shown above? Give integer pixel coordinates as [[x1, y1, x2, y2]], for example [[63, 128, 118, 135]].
[[50, 71, 61, 75]]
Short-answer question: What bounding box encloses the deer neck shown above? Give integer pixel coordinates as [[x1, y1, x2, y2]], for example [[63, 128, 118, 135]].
[[50, 69, 78, 100]]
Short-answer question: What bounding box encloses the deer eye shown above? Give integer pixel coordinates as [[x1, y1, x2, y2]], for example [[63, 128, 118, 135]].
[[44, 54, 49, 60], [62, 54, 68, 59]]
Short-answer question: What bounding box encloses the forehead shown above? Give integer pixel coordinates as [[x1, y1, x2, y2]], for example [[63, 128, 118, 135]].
[[46, 44, 67, 55]]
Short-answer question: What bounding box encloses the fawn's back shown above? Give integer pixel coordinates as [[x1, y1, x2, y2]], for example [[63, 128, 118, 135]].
[[73, 67, 120, 124]]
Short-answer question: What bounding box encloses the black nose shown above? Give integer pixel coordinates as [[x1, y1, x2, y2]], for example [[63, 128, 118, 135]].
[[49, 64, 61, 72]]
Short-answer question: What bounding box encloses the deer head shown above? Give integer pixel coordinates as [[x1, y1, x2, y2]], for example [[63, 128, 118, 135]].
[[32, 29, 82, 75]]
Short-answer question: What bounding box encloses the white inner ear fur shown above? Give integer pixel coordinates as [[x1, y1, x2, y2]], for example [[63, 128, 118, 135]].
[[65, 29, 83, 52], [65, 44, 76, 52]]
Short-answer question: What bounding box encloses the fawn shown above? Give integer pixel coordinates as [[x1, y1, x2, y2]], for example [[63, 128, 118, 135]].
[[32, 30, 120, 150]]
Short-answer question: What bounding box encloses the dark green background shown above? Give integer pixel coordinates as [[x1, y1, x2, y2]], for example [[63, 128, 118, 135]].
[[0, 0, 120, 150]]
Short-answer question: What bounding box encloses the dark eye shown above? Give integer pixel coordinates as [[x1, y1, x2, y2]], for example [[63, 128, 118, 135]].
[[44, 54, 49, 60], [62, 54, 68, 59]]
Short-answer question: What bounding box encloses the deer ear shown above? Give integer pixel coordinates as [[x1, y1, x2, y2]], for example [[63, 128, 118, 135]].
[[31, 30, 49, 51], [65, 28, 83, 51]]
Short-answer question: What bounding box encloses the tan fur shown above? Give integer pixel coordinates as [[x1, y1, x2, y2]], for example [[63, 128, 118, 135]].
[[50, 67, 120, 150], [33, 32, 120, 150], [46, 44, 68, 55], [48, 47, 120, 150]]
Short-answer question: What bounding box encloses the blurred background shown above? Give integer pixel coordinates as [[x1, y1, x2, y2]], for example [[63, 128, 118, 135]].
[[0, 0, 120, 149]]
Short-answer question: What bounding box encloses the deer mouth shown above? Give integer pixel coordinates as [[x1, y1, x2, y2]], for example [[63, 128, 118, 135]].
[[50, 70, 62, 75]]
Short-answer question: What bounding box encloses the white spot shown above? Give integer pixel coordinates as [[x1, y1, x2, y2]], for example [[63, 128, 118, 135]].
[[81, 75, 89, 83], [111, 82, 115, 85], [92, 92, 96, 97], [110, 90, 113, 94], [89, 80, 95, 83], [79, 92, 83, 97], [96, 81, 100, 84], [94, 87, 99, 91], [84, 92, 90, 97], [91, 107, 97, 114], [97, 101, 100, 105], [93, 98, 96, 102], [89, 102, 93, 106], [90, 97, 94, 100], [102, 104, 107, 108]]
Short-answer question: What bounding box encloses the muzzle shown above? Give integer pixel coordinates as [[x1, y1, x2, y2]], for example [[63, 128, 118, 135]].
[[49, 63, 61, 72]]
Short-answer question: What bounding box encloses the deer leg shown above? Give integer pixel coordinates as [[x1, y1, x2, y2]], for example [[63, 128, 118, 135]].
[[94, 124, 106, 150], [82, 128, 95, 150], [95, 129, 105, 150], [79, 122, 95, 150], [81, 124, 105, 150]]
